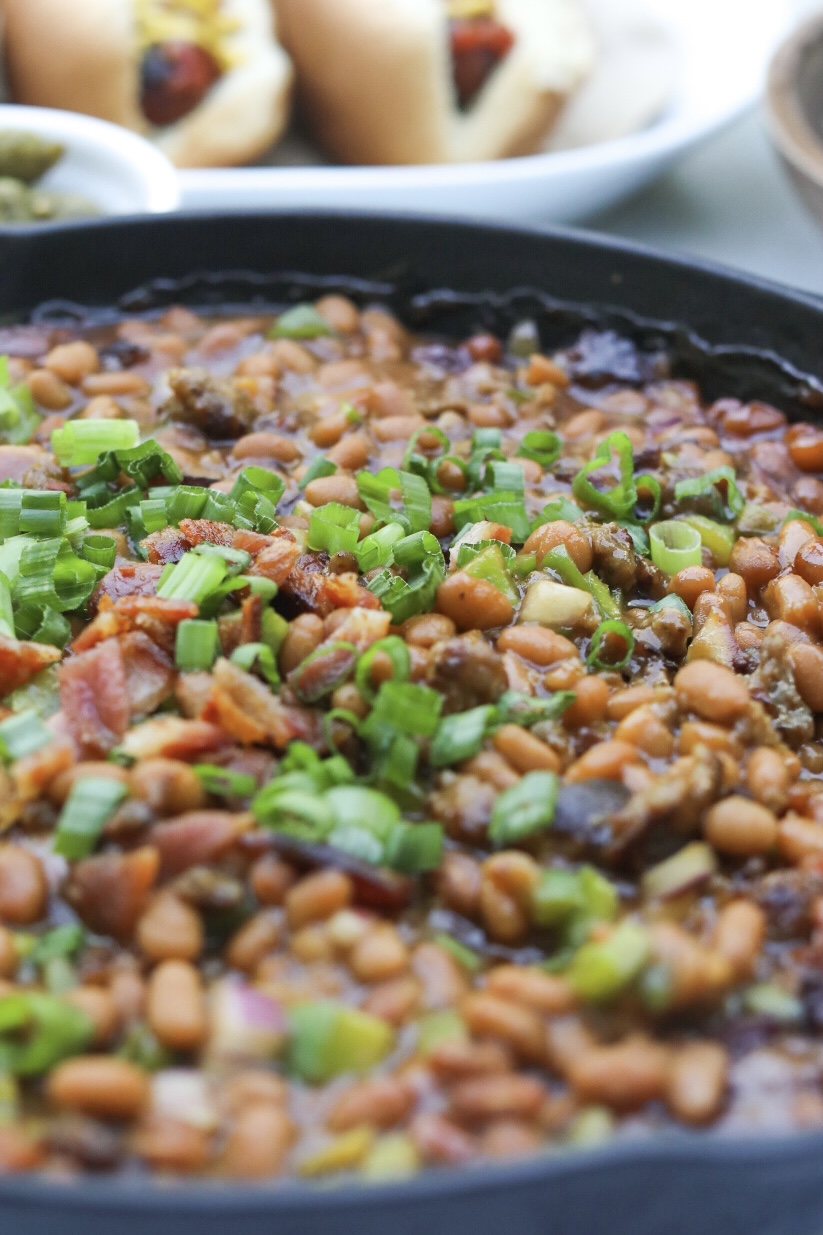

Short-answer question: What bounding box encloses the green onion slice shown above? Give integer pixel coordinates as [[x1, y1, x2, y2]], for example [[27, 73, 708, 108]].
[[53, 777, 128, 859], [430, 705, 494, 768], [51, 419, 140, 467], [674, 466, 744, 519], [194, 763, 257, 799], [0, 709, 52, 762], [649, 520, 703, 574], [586, 620, 635, 671], [269, 304, 334, 340], [489, 770, 559, 847], [175, 619, 219, 672], [517, 430, 562, 468], [571, 431, 636, 520], [355, 636, 411, 704]]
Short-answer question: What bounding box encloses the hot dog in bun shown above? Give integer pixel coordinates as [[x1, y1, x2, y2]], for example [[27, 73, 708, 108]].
[[3, 0, 293, 168], [272, 0, 596, 165]]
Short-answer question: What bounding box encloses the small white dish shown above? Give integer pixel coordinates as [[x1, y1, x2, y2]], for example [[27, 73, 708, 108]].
[[178, 0, 794, 224], [0, 104, 180, 217]]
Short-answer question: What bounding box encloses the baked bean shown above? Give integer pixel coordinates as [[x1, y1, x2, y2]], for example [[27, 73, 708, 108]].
[[315, 295, 360, 333], [45, 340, 100, 384], [666, 1042, 729, 1125], [715, 572, 748, 624], [371, 414, 426, 442], [464, 750, 518, 790], [565, 740, 641, 783], [673, 660, 750, 724], [789, 643, 823, 710], [348, 924, 410, 983], [563, 675, 611, 728], [411, 1113, 475, 1165], [401, 612, 456, 647], [82, 372, 149, 397], [327, 432, 370, 471], [777, 813, 823, 864], [794, 538, 823, 586], [27, 368, 73, 410], [461, 993, 545, 1062], [566, 1037, 670, 1110], [137, 894, 204, 963], [523, 521, 592, 573], [436, 572, 514, 631], [48, 1058, 149, 1120], [129, 758, 207, 817], [249, 854, 297, 905], [220, 1104, 295, 1178], [430, 496, 455, 538], [0, 845, 47, 924], [678, 721, 743, 760], [48, 760, 130, 805], [763, 574, 820, 632], [79, 395, 122, 420], [485, 965, 576, 1015], [525, 353, 568, 387], [606, 684, 668, 720], [615, 705, 675, 758], [703, 797, 778, 857], [787, 422, 823, 472], [428, 1039, 511, 1079], [712, 900, 766, 980], [304, 473, 362, 508], [109, 968, 146, 1025], [746, 747, 791, 813], [496, 625, 577, 666], [327, 1078, 415, 1132], [493, 724, 560, 773], [146, 961, 207, 1051], [232, 431, 300, 463], [286, 870, 353, 930], [728, 537, 780, 595], [479, 1119, 543, 1158], [362, 975, 421, 1025], [649, 922, 732, 1008], [411, 943, 470, 1009], [0, 926, 17, 979], [564, 408, 605, 439], [133, 1115, 212, 1173], [225, 910, 281, 972], [668, 566, 716, 609], [449, 1075, 546, 1122]]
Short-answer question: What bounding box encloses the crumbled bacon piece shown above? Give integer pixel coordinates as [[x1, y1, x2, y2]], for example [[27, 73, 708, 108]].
[[0, 634, 61, 695]]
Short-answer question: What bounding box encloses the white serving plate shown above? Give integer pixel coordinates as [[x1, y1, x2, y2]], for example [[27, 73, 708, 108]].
[[178, 0, 794, 224]]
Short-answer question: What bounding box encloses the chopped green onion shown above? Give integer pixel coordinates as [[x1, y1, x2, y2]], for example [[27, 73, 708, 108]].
[[649, 521, 702, 574], [80, 533, 117, 570], [192, 543, 251, 576], [452, 490, 531, 543], [615, 522, 650, 556], [164, 486, 207, 524], [741, 983, 804, 1023], [571, 431, 636, 520], [384, 821, 443, 873], [230, 641, 280, 686], [157, 550, 227, 604], [536, 497, 584, 524], [586, 620, 635, 671], [367, 555, 444, 623], [230, 466, 285, 509], [286, 1002, 394, 1084], [357, 468, 431, 534], [29, 924, 84, 966], [517, 430, 561, 468], [85, 485, 141, 529], [434, 934, 482, 973], [460, 542, 519, 602], [355, 636, 411, 703], [674, 466, 744, 519], [369, 682, 443, 738], [307, 502, 361, 555], [175, 619, 219, 672], [326, 786, 400, 839], [680, 515, 736, 567], [253, 786, 336, 840], [299, 457, 337, 490], [0, 359, 39, 445], [0, 709, 52, 761], [193, 763, 257, 799], [0, 570, 13, 639], [493, 690, 575, 728], [568, 920, 650, 1002], [532, 865, 619, 930], [270, 304, 334, 340], [634, 473, 662, 523], [650, 594, 692, 620], [53, 777, 128, 859], [51, 419, 140, 466], [489, 770, 558, 847], [430, 705, 494, 768], [539, 546, 620, 621], [0, 992, 94, 1076], [355, 522, 406, 572]]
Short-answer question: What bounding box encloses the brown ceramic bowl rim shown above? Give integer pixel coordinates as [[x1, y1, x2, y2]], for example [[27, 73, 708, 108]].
[[766, 9, 823, 189]]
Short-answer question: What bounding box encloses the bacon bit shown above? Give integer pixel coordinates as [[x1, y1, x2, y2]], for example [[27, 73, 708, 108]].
[[11, 737, 73, 802], [240, 594, 263, 646], [64, 846, 159, 941], [152, 810, 252, 878], [281, 559, 381, 618], [248, 538, 302, 586], [178, 518, 236, 548], [202, 659, 321, 749], [70, 602, 127, 653], [142, 526, 191, 565], [119, 716, 227, 761], [0, 634, 61, 694], [175, 671, 215, 719], [113, 595, 199, 625], [120, 631, 175, 717], [93, 561, 164, 607], [232, 529, 281, 556], [319, 607, 391, 652], [59, 639, 129, 757], [320, 573, 382, 612]]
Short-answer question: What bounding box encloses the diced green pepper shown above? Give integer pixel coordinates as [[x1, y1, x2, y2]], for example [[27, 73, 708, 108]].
[[287, 1001, 394, 1084]]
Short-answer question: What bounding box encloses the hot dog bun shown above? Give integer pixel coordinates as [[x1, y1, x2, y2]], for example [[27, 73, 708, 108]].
[[272, 0, 595, 165], [2, 0, 293, 168]]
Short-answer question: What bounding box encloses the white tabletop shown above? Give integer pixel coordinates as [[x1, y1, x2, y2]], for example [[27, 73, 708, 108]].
[[588, 105, 823, 298]]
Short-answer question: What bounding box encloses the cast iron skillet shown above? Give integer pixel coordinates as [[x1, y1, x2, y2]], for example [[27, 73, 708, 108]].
[[0, 212, 821, 1235]]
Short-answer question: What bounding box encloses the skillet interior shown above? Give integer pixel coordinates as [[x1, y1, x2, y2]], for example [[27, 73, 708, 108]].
[[0, 211, 821, 1235]]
